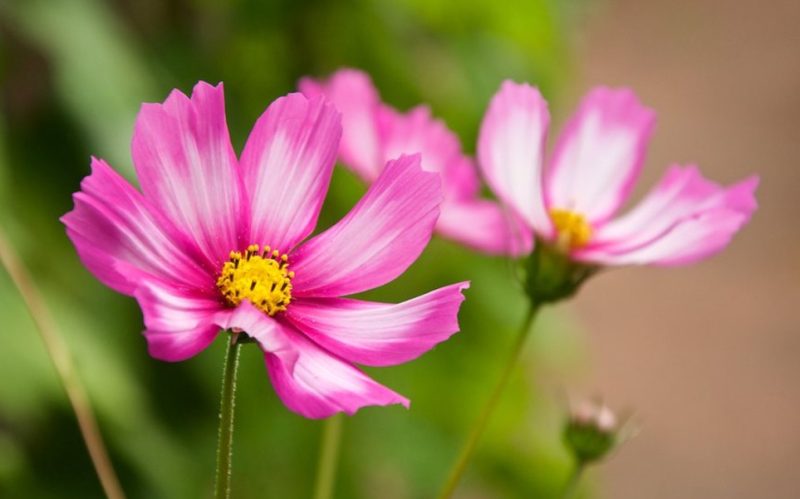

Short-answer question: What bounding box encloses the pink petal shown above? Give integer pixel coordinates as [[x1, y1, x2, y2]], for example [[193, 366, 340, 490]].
[[303, 70, 516, 256], [443, 155, 482, 202], [135, 278, 222, 362], [62, 158, 212, 296], [478, 81, 552, 236], [132, 82, 247, 268], [577, 166, 758, 266], [377, 105, 479, 200], [214, 302, 407, 418], [239, 93, 341, 252], [286, 282, 469, 367], [214, 302, 295, 361], [299, 69, 383, 181], [290, 154, 441, 297], [369, 87, 530, 255], [266, 324, 409, 419], [436, 200, 533, 256], [546, 87, 656, 223], [301, 70, 483, 202]]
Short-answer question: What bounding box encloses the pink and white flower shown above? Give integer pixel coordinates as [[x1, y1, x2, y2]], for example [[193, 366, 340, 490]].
[[299, 68, 531, 256], [478, 81, 758, 266], [62, 82, 468, 419]]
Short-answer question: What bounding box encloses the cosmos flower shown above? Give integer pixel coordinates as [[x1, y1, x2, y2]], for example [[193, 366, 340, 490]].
[[478, 81, 758, 267], [299, 68, 530, 255], [62, 82, 468, 418]]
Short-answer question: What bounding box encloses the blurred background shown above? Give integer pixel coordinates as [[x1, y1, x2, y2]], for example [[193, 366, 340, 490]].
[[0, 0, 796, 498]]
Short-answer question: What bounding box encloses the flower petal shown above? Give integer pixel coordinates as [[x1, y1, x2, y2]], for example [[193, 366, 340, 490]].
[[377, 99, 530, 253], [299, 69, 383, 181], [215, 302, 407, 418], [301, 70, 483, 203], [265, 324, 409, 419], [289, 154, 440, 297], [436, 200, 533, 256], [214, 301, 295, 360], [240, 93, 341, 252], [442, 155, 482, 202], [577, 166, 759, 266], [286, 282, 469, 366], [217, 302, 408, 418], [478, 81, 552, 236], [135, 278, 222, 362], [131, 81, 246, 268], [62, 158, 212, 295], [377, 105, 479, 200], [546, 87, 656, 223]]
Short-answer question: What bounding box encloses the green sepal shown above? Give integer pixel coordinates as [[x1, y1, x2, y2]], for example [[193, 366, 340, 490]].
[[563, 420, 616, 464], [523, 242, 598, 305]]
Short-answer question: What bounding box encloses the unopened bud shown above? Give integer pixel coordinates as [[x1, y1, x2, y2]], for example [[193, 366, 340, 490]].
[[564, 400, 619, 464]]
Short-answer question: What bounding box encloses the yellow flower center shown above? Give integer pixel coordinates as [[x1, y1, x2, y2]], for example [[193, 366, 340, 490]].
[[216, 244, 294, 316], [550, 209, 593, 250]]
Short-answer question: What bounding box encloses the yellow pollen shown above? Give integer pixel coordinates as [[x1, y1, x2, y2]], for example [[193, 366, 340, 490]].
[[216, 244, 294, 316], [550, 209, 593, 250]]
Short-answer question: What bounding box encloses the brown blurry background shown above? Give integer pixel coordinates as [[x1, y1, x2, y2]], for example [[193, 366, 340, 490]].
[[568, 0, 800, 497]]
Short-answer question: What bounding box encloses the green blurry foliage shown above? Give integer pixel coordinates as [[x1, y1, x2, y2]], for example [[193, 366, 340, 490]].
[[0, 0, 587, 497]]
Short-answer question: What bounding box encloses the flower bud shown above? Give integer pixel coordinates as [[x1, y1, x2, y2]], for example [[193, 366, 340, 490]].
[[563, 400, 619, 464]]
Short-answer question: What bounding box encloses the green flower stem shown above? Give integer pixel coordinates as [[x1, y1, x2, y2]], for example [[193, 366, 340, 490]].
[[313, 413, 344, 499], [0, 228, 126, 499], [561, 461, 586, 499], [215, 332, 242, 499], [437, 305, 541, 499]]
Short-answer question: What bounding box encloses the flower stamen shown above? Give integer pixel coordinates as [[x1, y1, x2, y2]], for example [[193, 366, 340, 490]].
[[216, 244, 294, 316], [550, 209, 592, 250]]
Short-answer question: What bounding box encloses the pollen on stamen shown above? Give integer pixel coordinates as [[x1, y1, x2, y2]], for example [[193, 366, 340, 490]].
[[550, 209, 593, 250], [216, 244, 294, 316]]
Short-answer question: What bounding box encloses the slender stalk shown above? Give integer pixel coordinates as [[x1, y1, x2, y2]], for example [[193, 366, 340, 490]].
[[313, 413, 344, 499], [215, 332, 242, 499], [436, 305, 540, 499], [561, 461, 586, 499], [0, 228, 126, 499]]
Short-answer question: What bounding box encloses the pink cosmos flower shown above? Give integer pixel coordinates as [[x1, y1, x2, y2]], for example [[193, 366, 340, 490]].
[[299, 68, 531, 256], [478, 81, 758, 266], [62, 82, 468, 419]]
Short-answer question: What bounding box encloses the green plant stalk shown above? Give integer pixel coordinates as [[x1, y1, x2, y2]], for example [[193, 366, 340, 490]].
[[0, 228, 126, 499], [436, 305, 540, 498], [561, 461, 586, 499], [313, 413, 344, 499], [215, 332, 242, 499]]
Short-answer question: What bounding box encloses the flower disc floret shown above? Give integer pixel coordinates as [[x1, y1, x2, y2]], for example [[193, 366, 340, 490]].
[[550, 209, 592, 250], [217, 244, 294, 316]]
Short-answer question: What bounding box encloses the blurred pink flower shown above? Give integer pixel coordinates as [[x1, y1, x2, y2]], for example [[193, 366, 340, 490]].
[[299, 68, 531, 255], [62, 82, 468, 419], [478, 81, 759, 266]]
